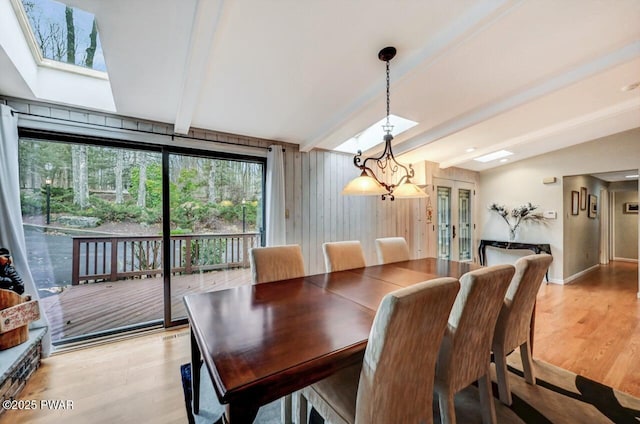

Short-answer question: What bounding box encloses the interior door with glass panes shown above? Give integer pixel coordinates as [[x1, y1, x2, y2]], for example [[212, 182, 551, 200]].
[[434, 178, 475, 262]]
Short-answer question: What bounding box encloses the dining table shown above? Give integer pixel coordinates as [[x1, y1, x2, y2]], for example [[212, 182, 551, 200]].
[[184, 257, 482, 424]]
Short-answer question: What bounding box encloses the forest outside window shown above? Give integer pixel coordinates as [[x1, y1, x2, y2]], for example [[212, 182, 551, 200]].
[[12, 0, 107, 77]]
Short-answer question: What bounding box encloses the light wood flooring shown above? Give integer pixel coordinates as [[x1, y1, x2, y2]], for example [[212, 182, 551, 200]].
[[1, 261, 638, 424]]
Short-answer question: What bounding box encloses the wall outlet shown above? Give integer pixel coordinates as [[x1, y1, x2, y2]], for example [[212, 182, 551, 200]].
[[543, 211, 557, 219]]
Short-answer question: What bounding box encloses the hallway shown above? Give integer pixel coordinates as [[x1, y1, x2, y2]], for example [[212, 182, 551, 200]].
[[534, 260, 640, 397]]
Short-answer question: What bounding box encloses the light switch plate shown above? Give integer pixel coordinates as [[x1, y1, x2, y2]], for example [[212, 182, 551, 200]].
[[543, 211, 557, 219]]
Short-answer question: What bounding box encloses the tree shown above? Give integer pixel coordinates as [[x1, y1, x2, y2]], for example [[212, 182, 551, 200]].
[[137, 151, 147, 208], [65, 7, 75, 64], [85, 18, 97, 68], [114, 150, 125, 204], [71, 145, 89, 208]]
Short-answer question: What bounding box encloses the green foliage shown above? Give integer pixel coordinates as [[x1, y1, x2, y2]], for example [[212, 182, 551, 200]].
[[87, 197, 141, 222], [20, 191, 43, 216], [130, 164, 163, 208], [187, 239, 224, 266]]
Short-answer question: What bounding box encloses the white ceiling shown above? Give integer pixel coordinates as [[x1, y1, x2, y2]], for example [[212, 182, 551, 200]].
[[1, 0, 639, 172]]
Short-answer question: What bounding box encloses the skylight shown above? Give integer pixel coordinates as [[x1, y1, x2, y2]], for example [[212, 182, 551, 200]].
[[334, 115, 418, 154], [17, 0, 107, 74]]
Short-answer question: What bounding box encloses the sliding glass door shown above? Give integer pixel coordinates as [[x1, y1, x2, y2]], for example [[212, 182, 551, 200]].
[[19, 138, 164, 344], [18, 136, 266, 344], [166, 152, 265, 323]]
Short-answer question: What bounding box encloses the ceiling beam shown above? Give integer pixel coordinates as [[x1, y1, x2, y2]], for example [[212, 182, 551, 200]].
[[391, 40, 640, 160], [174, 0, 224, 135], [297, 0, 520, 152]]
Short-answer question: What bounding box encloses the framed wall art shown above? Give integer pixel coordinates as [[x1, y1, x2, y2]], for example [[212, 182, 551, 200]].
[[580, 187, 587, 210], [571, 191, 579, 215], [624, 202, 638, 214], [588, 194, 597, 218]]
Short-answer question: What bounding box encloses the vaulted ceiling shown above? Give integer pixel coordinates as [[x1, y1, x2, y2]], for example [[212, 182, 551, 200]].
[[1, 0, 639, 172]]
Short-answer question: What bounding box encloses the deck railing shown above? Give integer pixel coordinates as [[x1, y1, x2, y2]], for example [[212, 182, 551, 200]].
[[71, 232, 261, 285]]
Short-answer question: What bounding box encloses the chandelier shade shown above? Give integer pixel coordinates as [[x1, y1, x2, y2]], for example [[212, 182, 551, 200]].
[[341, 46, 427, 201], [340, 170, 388, 196]]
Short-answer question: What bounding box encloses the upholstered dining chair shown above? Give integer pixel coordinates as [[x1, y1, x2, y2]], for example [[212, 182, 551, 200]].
[[297, 277, 461, 424], [375, 237, 410, 264], [322, 241, 366, 272], [249, 244, 305, 284], [492, 254, 553, 405], [249, 244, 306, 424], [434, 264, 515, 424]]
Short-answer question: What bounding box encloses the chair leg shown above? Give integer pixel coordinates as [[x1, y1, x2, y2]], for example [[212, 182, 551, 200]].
[[297, 392, 308, 424], [478, 374, 497, 424], [281, 394, 292, 424], [437, 389, 456, 424], [494, 349, 512, 405], [520, 341, 536, 385]]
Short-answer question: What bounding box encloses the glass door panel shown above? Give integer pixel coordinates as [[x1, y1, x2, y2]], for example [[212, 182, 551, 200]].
[[19, 139, 163, 345], [458, 188, 472, 261], [168, 154, 264, 322], [437, 187, 451, 260]]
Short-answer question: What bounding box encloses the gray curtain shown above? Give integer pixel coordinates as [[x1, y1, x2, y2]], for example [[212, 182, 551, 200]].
[[0, 104, 51, 356], [265, 146, 286, 246]]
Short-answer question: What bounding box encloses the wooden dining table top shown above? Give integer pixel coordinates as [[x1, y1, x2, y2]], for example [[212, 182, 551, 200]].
[[183, 257, 481, 423]]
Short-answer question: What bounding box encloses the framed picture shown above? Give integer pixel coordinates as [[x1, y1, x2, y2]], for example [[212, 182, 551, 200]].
[[580, 187, 587, 210], [571, 191, 579, 215], [624, 202, 639, 214], [588, 194, 597, 218]]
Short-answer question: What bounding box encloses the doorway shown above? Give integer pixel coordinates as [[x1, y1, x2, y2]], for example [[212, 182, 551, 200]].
[[434, 178, 475, 262]]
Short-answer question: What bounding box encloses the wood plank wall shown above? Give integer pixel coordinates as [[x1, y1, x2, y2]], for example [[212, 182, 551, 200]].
[[283, 148, 428, 275]]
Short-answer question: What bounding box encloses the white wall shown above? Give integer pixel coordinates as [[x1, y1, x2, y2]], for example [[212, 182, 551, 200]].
[[613, 190, 639, 260], [479, 128, 640, 291]]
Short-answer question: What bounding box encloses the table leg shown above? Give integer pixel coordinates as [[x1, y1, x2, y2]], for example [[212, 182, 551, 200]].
[[190, 327, 202, 414], [225, 403, 259, 424]]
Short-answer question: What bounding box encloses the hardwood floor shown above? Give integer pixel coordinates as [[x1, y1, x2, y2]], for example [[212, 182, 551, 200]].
[[534, 260, 640, 398], [1, 261, 638, 423]]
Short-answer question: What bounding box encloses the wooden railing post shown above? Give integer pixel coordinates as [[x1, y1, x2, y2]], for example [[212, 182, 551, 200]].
[[72, 238, 80, 285], [110, 238, 118, 282], [242, 234, 249, 268], [185, 235, 192, 275]]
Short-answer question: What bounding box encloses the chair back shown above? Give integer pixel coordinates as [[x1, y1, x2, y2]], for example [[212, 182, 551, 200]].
[[375, 237, 410, 264], [249, 244, 305, 284], [355, 278, 460, 424], [494, 254, 553, 351], [322, 241, 366, 272], [436, 264, 514, 393]]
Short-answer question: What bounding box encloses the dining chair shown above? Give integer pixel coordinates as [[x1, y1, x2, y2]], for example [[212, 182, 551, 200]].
[[434, 264, 515, 424], [322, 240, 366, 272], [492, 254, 553, 405], [249, 244, 305, 284], [297, 277, 461, 424], [375, 237, 410, 264], [249, 244, 306, 424]]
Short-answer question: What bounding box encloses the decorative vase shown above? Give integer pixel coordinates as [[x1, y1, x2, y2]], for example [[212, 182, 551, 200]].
[[508, 227, 517, 241]]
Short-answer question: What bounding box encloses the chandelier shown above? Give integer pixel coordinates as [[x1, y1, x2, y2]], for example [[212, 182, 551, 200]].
[[341, 46, 427, 201]]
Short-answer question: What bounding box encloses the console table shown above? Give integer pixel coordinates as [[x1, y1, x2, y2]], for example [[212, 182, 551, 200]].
[[478, 239, 551, 281]]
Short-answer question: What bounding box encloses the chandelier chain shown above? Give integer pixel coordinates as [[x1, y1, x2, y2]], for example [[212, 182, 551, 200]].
[[385, 60, 391, 129]]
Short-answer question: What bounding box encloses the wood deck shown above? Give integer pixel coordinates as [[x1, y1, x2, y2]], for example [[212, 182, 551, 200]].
[[39, 267, 252, 342]]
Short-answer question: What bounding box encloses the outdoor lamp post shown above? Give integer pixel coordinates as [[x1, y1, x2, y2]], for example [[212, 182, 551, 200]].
[[44, 163, 53, 225]]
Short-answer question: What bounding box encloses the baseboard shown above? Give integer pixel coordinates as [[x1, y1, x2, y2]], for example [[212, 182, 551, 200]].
[[563, 264, 600, 284], [612, 257, 638, 263]]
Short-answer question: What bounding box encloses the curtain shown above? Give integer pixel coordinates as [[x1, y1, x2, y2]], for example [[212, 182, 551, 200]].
[[265, 146, 286, 246], [0, 105, 51, 356]]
